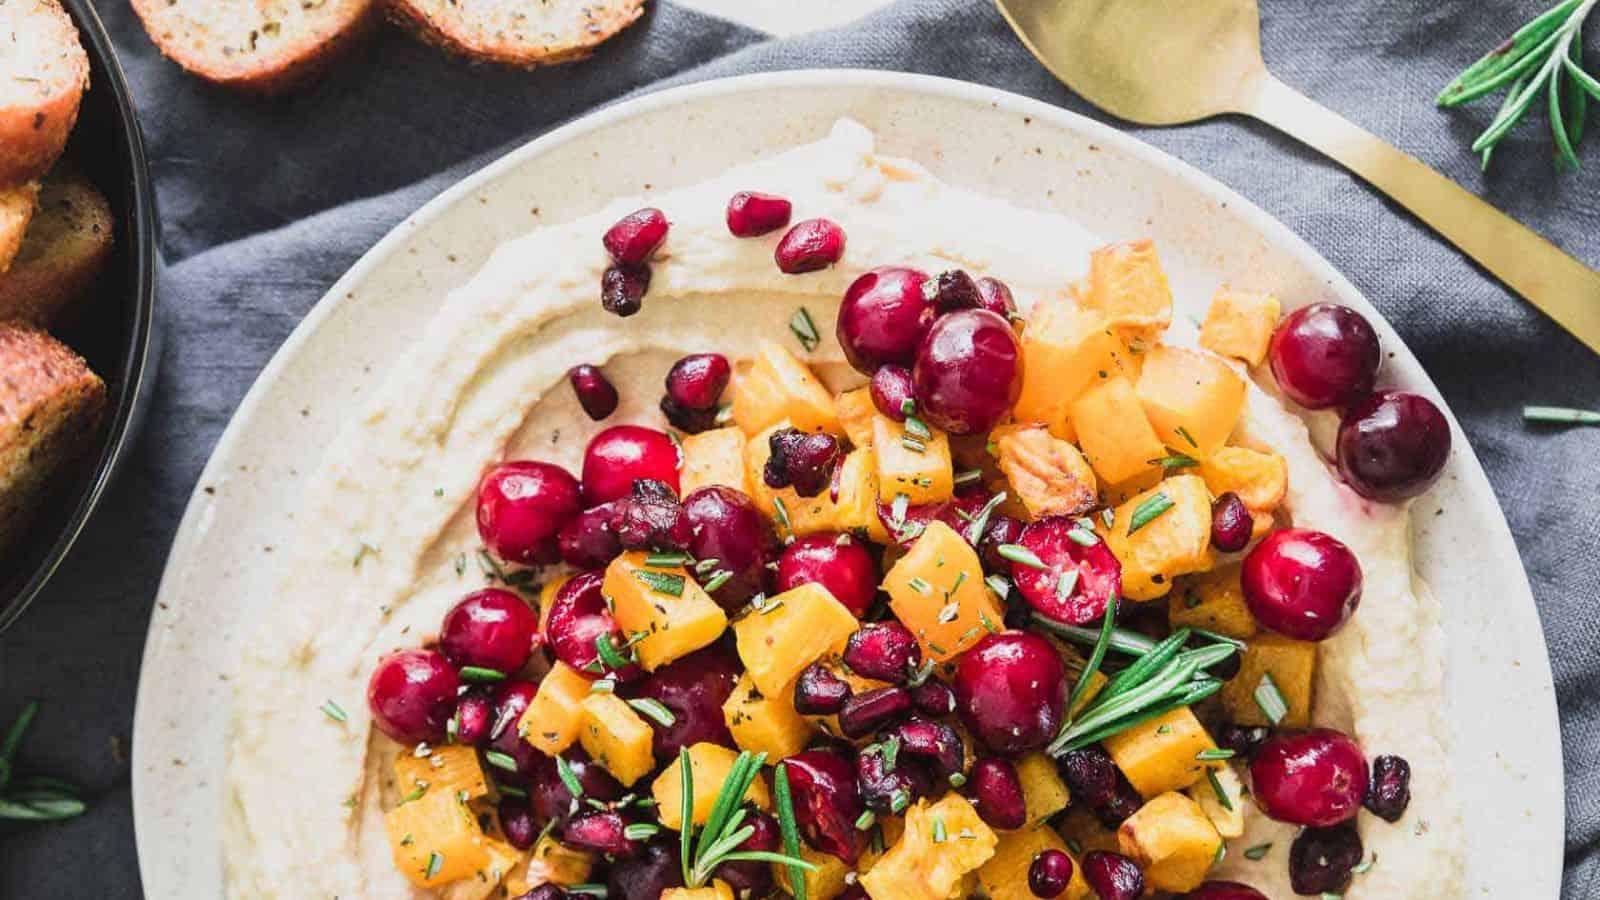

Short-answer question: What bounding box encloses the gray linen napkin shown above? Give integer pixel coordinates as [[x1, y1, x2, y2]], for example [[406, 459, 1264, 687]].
[[0, 1, 1595, 896]]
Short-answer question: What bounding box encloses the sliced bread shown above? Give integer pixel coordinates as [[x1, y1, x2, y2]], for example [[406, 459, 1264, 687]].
[[0, 180, 40, 274], [0, 0, 88, 186], [130, 0, 378, 95], [387, 0, 647, 68], [0, 167, 112, 325], [0, 321, 105, 554]]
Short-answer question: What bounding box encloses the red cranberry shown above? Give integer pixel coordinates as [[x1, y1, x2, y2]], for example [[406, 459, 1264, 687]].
[[836, 266, 934, 373], [527, 748, 623, 826], [557, 502, 621, 569], [488, 680, 543, 777], [779, 749, 865, 863], [1250, 728, 1369, 826], [775, 218, 845, 274], [476, 461, 582, 566], [912, 309, 1023, 435], [684, 486, 774, 609], [869, 364, 917, 421], [602, 207, 668, 265], [763, 428, 841, 497], [856, 745, 934, 813], [544, 572, 641, 681], [1210, 491, 1254, 552], [975, 276, 1016, 318], [1214, 723, 1271, 759], [726, 191, 793, 237], [928, 269, 984, 312], [883, 718, 965, 778], [1183, 882, 1269, 900], [1242, 528, 1362, 641], [367, 650, 460, 744], [1269, 303, 1381, 410], [664, 353, 731, 411], [623, 645, 739, 759], [581, 425, 680, 505], [842, 622, 922, 683], [1029, 848, 1075, 897], [909, 679, 956, 717], [968, 757, 1027, 830], [439, 589, 538, 673], [600, 263, 650, 317], [953, 631, 1066, 754], [1288, 824, 1363, 895], [838, 686, 913, 739], [713, 808, 781, 893], [1012, 516, 1123, 625], [563, 809, 641, 858], [776, 533, 878, 618], [607, 838, 685, 897], [499, 798, 539, 850], [1336, 390, 1451, 501], [567, 365, 618, 421], [977, 513, 1025, 575], [1082, 851, 1144, 900], [1365, 753, 1412, 822], [451, 690, 494, 745], [609, 479, 692, 552], [794, 663, 853, 715]]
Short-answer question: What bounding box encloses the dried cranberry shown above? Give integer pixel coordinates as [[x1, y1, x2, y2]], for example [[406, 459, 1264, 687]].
[[600, 263, 650, 317], [882, 718, 965, 779], [838, 686, 913, 739], [1210, 491, 1254, 552], [557, 503, 621, 569], [975, 276, 1016, 318], [498, 798, 539, 849], [794, 663, 853, 715], [968, 757, 1027, 830], [908, 679, 956, 717], [856, 744, 933, 814], [1081, 850, 1144, 900], [563, 809, 641, 858], [450, 690, 494, 746], [1288, 824, 1363, 895], [928, 269, 984, 312], [842, 622, 922, 683], [763, 427, 841, 497], [714, 808, 780, 894], [1214, 723, 1271, 759], [602, 207, 668, 265], [1364, 753, 1412, 822], [1029, 848, 1074, 897], [608, 479, 692, 552], [726, 191, 793, 237], [869, 364, 917, 422], [779, 749, 864, 863], [1059, 747, 1119, 809], [775, 218, 845, 274]]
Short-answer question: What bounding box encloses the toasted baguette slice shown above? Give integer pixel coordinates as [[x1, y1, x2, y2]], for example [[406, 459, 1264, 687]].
[[0, 322, 105, 554], [131, 0, 378, 94], [388, 0, 647, 68], [0, 168, 112, 325], [0, 181, 40, 275], [0, 0, 87, 187]]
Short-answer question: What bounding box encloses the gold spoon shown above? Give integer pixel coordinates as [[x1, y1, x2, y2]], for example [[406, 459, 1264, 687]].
[[995, 0, 1600, 354]]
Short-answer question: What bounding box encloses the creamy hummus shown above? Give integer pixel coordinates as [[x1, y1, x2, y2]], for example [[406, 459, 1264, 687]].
[[222, 120, 1464, 898]]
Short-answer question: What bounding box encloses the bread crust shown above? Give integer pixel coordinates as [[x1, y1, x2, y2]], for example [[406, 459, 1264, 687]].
[[0, 0, 87, 186], [385, 0, 646, 68], [0, 168, 112, 325]]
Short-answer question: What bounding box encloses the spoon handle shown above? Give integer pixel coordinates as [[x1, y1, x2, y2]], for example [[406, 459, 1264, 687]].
[[1242, 73, 1600, 355]]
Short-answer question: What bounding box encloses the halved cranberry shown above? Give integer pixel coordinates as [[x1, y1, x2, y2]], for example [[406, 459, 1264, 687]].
[[908, 679, 956, 717], [664, 353, 731, 411], [713, 808, 780, 893], [1289, 824, 1363, 895], [367, 649, 460, 744], [602, 207, 668, 265], [968, 757, 1027, 830], [1250, 728, 1369, 826], [978, 513, 1025, 575], [606, 838, 685, 898], [567, 365, 618, 421], [440, 588, 539, 673], [563, 809, 641, 858], [476, 461, 582, 566], [775, 218, 845, 274], [1210, 492, 1254, 552], [1214, 723, 1271, 759], [581, 425, 680, 505], [498, 798, 539, 849], [1336, 390, 1451, 501], [842, 622, 922, 682], [609, 479, 692, 552], [857, 746, 933, 813], [543, 572, 640, 681], [684, 486, 774, 609], [451, 690, 494, 746], [1029, 848, 1074, 898], [487, 680, 542, 777], [869, 364, 917, 421], [975, 276, 1016, 318], [882, 718, 965, 778], [623, 645, 739, 759], [1082, 851, 1144, 900], [726, 191, 792, 237], [1269, 302, 1381, 410], [1012, 516, 1122, 625], [912, 309, 1023, 434], [777, 533, 878, 618], [836, 266, 934, 373], [953, 631, 1066, 754], [779, 749, 864, 862], [1182, 882, 1269, 900], [600, 264, 650, 317], [763, 427, 841, 497], [527, 748, 623, 826], [1242, 528, 1362, 641], [928, 269, 983, 312], [557, 503, 621, 569], [1364, 753, 1412, 822], [794, 663, 852, 715], [838, 686, 912, 739]]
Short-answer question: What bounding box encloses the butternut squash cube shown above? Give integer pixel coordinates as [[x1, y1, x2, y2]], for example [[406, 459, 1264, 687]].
[[883, 521, 1005, 663], [538, 575, 569, 633], [858, 813, 907, 874], [1055, 806, 1121, 857], [1016, 752, 1071, 825], [651, 742, 772, 830], [775, 842, 853, 900], [1102, 706, 1222, 798], [744, 421, 839, 535], [1169, 564, 1258, 640], [1199, 445, 1288, 514], [663, 883, 736, 900], [520, 661, 589, 756], [979, 824, 1090, 900], [1083, 239, 1174, 336], [1106, 475, 1215, 601], [994, 424, 1098, 519], [441, 837, 524, 900], [1116, 792, 1223, 893], [723, 672, 811, 760], [384, 789, 491, 888], [1135, 346, 1246, 460], [833, 448, 893, 544], [1186, 763, 1246, 838], [395, 745, 488, 804], [605, 551, 728, 670], [1200, 285, 1281, 366], [874, 414, 954, 506], [1013, 300, 1136, 437], [836, 386, 877, 449], [1070, 375, 1165, 486], [504, 833, 593, 893], [1220, 633, 1317, 728], [731, 340, 841, 436], [1098, 466, 1165, 508], [860, 793, 997, 900], [733, 582, 860, 696], [679, 427, 749, 496], [578, 692, 655, 786]]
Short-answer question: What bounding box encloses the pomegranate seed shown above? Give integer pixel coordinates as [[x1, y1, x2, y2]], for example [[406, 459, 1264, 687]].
[[726, 191, 793, 237], [1094, 777, 1144, 828], [1028, 848, 1074, 897], [968, 757, 1027, 830], [600, 263, 650, 317], [1364, 754, 1412, 822], [975, 276, 1016, 318], [1288, 824, 1363, 895], [928, 269, 983, 312], [602, 207, 668, 265], [451, 691, 494, 746], [838, 686, 913, 739], [869, 364, 916, 421], [498, 798, 539, 849], [793, 663, 852, 715], [1081, 851, 1144, 900], [881, 718, 964, 779], [774, 218, 845, 274], [562, 809, 641, 858], [908, 679, 956, 717], [842, 622, 922, 683], [856, 744, 933, 813], [1210, 491, 1253, 552], [567, 365, 618, 421], [763, 427, 841, 497]]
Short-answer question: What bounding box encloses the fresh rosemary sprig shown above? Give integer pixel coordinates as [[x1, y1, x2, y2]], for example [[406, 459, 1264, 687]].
[[676, 748, 815, 889], [1030, 611, 1158, 656], [1437, 0, 1600, 170], [1063, 596, 1119, 721], [0, 702, 87, 822]]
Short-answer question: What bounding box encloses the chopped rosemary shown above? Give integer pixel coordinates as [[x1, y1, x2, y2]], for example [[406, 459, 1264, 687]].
[[904, 415, 933, 441], [556, 755, 585, 799], [1196, 748, 1236, 761], [1127, 491, 1174, 534], [458, 666, 506, 683], [1254, 672, 1290, 725], [772, 496, 794, 541], [352, 542, 379, 568], [855, 809, 877, 830], [0, 702, 87, 822], [485, 751, 519, 773], [644, 551, 692, 568], [901, 436, 928, 453], [1206, 768, 1234, 812], [594, 634, 636, 672], [1066, 527, 1099, 546], [1524, 404, 1600, 425], [963, 491, 1008, 544], [424, 851, 443, 880], [931, 815, 948, 843], [937, 601, 960, 623], [996, 543, 1048, 570], [789, 307, 821, 352], [1055, 568, 1080, 601], [953, 468, 983, 486], [1174, 425, 1199, 448], [701, 569, 734, 593], [627, 698, 678, 728], [633, 569, 686, 597], [625, 822, 662, 841], [1149, 453, 1200, 469], [984, 574, 1011, 599], [1244, 842, 1272, 860], [320, 700, 348, 723], [908, 576, 932, 595]]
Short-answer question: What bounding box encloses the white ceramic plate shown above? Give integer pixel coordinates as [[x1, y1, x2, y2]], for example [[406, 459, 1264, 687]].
[[131, 71, 1563, 897]]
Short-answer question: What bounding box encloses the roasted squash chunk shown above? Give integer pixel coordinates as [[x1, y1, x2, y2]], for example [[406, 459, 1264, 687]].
[[1056, 806, 1122, 857], [874, 414, 955, 506], [1070, 375, 1165, 487], [836, 386, 878, 449], [860, 793, 998, 900], [883, 521, 1005, 663], [1013, 300, 1137, 438], [775, 842, 854, 900], [1169, 564, 1258, 640], [731, 339, 841, 436], [723, 671, 811, 759], [1135, 346, 1246, 460], [1220, 632, 1317, 728], [442, 837, 522, 900], [833, 448, 893, 544], [1199, 445, 1288, 514], [652, 742, 772, 830], [663, 883, 736, 900], [1082, 239, 1174, 336], [520, 661, 590, 756], [679, 426, 749, 495], [578, 692, 655, 786], [994, 423, 1098, 519], [1200, 285, 1281, 366], [1117, 792, 1223, 893], [1102, 706, 1222, 798], [744, 421, 840, 534], [733, 582, 860, 696], [1186, 763, 1246, 838], [1105, 474, 1215, 601], [605, 551, 728, 670], [978, 823, 1090, 900], [504, 833, 593, 893], [384, 789, 491, 888], [1016, 752, 1071, 825], [395, 745, 488, 804]]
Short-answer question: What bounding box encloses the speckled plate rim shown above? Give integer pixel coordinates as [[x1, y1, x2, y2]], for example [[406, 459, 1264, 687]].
[[131, 69, 1563, 897]]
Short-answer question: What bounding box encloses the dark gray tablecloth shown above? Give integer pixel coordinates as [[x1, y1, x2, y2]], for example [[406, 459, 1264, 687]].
[[1, 0, 1596, 896]]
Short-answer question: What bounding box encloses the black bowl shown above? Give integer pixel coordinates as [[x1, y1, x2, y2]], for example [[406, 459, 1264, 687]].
[[0, 0, 158, 631]]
